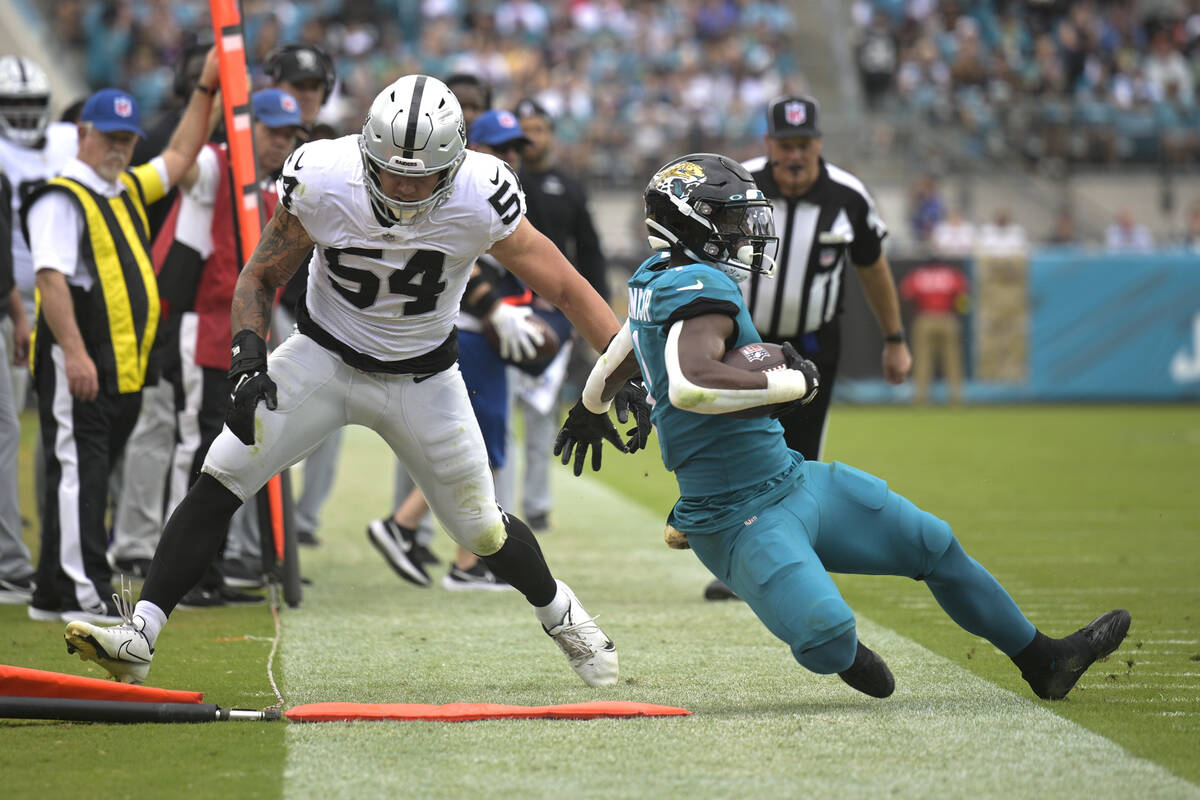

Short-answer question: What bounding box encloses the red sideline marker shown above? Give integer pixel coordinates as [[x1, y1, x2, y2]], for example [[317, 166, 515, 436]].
[[286, 700, 692, 723], [0, 664, 203, 704]]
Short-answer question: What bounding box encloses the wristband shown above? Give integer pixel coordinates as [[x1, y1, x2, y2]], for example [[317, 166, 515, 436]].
[[194, 84, 216, 96], [884, 330, 905, 344]]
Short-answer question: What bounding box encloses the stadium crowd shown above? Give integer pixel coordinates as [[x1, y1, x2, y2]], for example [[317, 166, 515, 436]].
[[43, 0, 801, 186], [852, 0, 1200, 167]]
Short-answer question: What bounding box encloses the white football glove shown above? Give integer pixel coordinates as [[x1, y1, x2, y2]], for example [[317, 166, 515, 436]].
[[488, 303, 545, 363]]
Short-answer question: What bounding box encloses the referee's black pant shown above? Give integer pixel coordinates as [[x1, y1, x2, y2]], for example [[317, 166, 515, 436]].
[[32, 344, 141, 615], [766, 322, 840, 462]]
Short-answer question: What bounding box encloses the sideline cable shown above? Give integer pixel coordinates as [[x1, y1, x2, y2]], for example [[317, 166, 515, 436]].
[[264, 582, 286, 711]]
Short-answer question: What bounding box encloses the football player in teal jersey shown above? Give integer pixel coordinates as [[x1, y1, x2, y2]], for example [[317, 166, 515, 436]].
[[555, 152, 1130, 700]]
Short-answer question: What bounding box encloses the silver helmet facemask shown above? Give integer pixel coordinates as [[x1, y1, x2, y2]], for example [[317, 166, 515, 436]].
[[359, 75, 467, 225], [0, 56, 50, 147]]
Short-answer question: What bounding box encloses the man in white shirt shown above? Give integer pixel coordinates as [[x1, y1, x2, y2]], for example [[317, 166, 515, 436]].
[[25, 51, 221, 623]]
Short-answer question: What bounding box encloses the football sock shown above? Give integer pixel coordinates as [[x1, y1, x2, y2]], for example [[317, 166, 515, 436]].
[[133, 601, 167, 648], [480, 512, 557, 607], [1010, 630, 1057, 677], [141, 474, 242, 615], [534, 582, 572, 629], [923, 538, 1036, 656]]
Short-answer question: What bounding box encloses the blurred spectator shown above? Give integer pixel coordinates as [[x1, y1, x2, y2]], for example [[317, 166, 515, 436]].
[[1105, 208, 1155, 252], [909, 175, 945, 243], [977, 207, 1029, 256], [900, 261, 969, 406], [856, 13, 898, 110], [930, 207, 977, 256], [1047, 207, 1080, 245], [32, 0, 801, 189], [1182, 200, 1200, 251]]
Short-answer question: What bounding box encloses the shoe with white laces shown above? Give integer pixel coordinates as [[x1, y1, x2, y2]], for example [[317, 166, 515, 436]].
[[543, 580, 618, 687], [367, 518, 431, 587], [63, 586, 154, 684]]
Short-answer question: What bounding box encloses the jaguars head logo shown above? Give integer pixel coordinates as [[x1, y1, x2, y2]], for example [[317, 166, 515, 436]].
[[652, 161, 706, 200]]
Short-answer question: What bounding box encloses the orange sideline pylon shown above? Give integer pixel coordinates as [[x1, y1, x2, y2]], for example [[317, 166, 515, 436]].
[[0, 664, 203, 704], [286, 700, 691, 723]]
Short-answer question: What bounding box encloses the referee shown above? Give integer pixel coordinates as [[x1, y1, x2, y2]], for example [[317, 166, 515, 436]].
[[705, 94, 912, 601]]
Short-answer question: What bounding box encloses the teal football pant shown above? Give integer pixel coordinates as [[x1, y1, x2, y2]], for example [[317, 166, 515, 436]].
[[687, 461, 1036, 673]]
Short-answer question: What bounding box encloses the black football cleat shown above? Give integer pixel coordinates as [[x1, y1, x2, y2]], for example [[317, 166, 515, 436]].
[[1021, 609, 1131, 700], [838, 642, 895, 698], [703, 579, 742, 601]]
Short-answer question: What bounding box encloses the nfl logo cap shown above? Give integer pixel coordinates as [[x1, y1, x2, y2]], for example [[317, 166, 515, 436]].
[[252, 89, 303, 129], [81, 88, 145, 138], [469, 109, 531, 148], [767, 94, 821, 138]]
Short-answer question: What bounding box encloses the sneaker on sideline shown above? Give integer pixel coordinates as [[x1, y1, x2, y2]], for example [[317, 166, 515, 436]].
[[65, 616, 154, 684], [367, 517, 430, 587], [442, 562, 513, 592], [28, 603, 63, 622], [221, 559, 266, 589], [218, 584, 265, 605], [543, 580, 618, 687], [0, 575, 35, 604], [411, 541, 440, 566], [177, 586, 225, 609], [61, 602, 123, 625]]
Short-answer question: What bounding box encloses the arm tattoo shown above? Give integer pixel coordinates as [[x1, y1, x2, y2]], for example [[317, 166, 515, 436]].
[[230, 208, 314, 337]]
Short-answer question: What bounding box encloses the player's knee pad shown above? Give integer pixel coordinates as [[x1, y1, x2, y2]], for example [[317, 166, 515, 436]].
[[448, 506, 507, 556], [896, 503, 953, 579], [794, 627, 858, 674]]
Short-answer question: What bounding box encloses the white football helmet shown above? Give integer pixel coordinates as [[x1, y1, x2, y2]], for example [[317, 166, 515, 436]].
[[359, 74, 466, 225], [0, 56, 50, 147]]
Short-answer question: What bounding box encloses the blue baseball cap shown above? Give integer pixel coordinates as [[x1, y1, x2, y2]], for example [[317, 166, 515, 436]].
[[468, 109, 530, 148], [252, 88, 303, 129], [80, 88, 145, 138]]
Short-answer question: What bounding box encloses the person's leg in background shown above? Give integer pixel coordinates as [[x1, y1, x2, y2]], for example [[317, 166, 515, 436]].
[[291, 428, 343, 546], [0, 316, 35, 602], [910, 312, 934, 406], [108, 379, 175, 578]]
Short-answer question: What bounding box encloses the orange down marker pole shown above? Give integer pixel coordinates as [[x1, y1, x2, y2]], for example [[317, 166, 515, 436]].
[[210, 1, 285, 561]]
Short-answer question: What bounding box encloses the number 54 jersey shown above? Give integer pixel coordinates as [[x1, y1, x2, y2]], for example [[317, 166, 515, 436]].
[[276, 136, 525, 362]]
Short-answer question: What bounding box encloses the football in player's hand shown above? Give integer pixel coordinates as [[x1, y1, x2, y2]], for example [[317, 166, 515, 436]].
[[482, 307, 561, 369], [721, 342, 792, 418]]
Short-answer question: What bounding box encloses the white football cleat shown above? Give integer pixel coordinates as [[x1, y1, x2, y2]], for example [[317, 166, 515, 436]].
[[543, 580, 618, 687], [63, 585, 153, 684]]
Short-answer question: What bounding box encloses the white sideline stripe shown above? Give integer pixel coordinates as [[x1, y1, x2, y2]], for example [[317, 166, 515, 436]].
[[281, 429, 1199, 798]]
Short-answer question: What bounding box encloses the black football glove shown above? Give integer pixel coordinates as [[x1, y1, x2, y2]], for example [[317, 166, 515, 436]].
[[554, 399, 627, 476], [771, 342, 820, 419], [225, 330, 277, 446], [613, 379, 652, 453]]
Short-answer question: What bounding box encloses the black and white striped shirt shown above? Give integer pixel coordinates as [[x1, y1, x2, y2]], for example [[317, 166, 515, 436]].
[[741, 156, 887, 340]]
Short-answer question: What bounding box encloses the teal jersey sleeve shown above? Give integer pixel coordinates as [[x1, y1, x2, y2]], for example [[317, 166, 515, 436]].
[[625, 255, 796, 507]]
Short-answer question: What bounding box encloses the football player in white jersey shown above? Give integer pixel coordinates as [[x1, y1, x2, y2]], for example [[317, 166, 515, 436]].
[[64, 75, 635, 688], [0, 55, 75, 604], [0, 56, 77, 341]]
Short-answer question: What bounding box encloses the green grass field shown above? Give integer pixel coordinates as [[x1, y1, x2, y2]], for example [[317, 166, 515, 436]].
[[2, 405, 1198, 798]]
